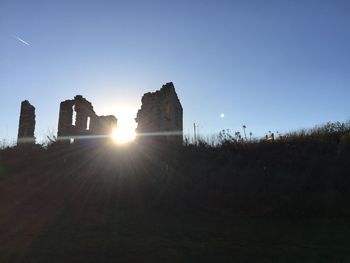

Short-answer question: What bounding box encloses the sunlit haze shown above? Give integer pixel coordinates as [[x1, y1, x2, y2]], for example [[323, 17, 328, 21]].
[[112, 118, 136, 144], [93, 103, 137, 144]]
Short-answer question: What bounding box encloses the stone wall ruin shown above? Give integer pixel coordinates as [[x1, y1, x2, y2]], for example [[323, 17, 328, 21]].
[[17, 100, 36, 144], [57, 95, 117, 142], [135, 82, 183, 145], [16, 82, 183, 146]]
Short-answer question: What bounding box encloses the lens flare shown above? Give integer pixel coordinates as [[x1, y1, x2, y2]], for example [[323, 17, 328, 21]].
[[112, 120, 136, 144]]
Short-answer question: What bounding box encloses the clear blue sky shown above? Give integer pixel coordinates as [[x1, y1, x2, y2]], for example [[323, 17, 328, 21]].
[[1, 0, 349, 144]]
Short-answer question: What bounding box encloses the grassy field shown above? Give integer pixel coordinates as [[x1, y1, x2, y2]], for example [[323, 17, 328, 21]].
[[1, 123, 350, 262]]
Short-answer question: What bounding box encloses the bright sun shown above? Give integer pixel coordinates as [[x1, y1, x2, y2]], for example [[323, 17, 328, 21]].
[[112, 118, 136, 144]]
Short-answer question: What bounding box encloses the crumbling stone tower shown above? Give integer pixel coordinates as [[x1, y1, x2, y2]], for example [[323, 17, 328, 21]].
[[135, 82, 183, 145], [57, 95, 117, 142], [17, 100, 36, 144]]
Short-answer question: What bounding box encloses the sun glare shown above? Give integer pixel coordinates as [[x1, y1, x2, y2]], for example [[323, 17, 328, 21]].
[[112, 118, 136, 144]]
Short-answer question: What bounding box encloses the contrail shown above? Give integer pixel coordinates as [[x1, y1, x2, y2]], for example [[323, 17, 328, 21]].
[[13, 35, 30, 46]]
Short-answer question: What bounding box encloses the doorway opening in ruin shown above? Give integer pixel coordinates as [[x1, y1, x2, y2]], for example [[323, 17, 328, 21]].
[[72, 105, 77, 126]]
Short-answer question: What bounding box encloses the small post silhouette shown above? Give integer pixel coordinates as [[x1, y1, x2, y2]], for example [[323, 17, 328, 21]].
[[193, 123, 197, 145]]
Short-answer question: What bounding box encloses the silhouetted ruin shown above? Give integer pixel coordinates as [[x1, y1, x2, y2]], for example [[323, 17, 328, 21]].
[[57, 95, 117, 142], [17, 100, 35, 144], [15, 82, 183, 145], [135, 82, 183, 144]]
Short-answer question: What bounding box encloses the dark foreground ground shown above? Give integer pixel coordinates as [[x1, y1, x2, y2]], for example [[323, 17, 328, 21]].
[[1, 136, 350, 262]]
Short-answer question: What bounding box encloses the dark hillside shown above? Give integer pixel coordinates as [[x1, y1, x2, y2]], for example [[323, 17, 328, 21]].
[[1, 122, 350, 262]]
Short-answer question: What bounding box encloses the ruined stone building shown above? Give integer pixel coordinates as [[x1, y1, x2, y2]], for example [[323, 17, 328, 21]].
[[57, 95, 117, 142], [16, 82, 183, 146], [135, 82, 183, 144], [17, 100, 36, 144]]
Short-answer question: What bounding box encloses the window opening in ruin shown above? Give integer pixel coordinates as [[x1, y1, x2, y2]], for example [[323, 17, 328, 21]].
[[72, 105, 77, 126], [70, 138, 74, 144], [86, 117, 91, 130], [165, 102, 171, 120]]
